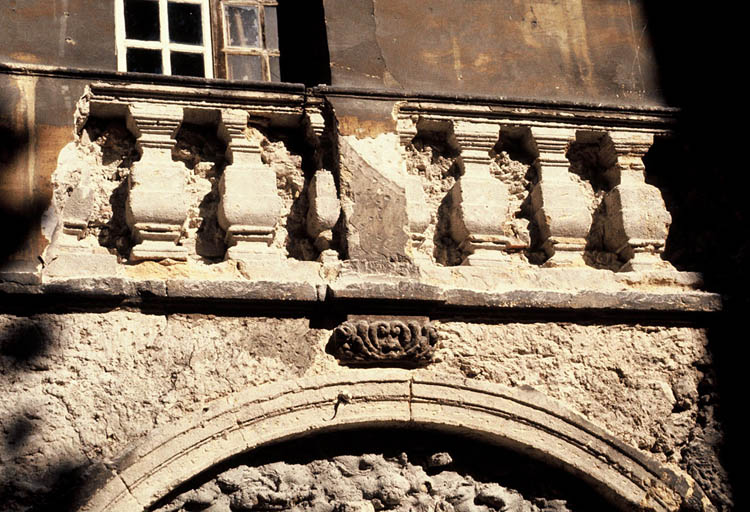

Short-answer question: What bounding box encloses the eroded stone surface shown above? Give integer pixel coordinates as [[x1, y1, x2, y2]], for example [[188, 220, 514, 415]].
[[50, 118, 137, 258], [260, 132, 317, 261], [154, 452, 577, 512], [0, 313, 728, 510]]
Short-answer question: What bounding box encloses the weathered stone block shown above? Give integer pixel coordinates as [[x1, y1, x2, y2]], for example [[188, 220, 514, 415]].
[[339, 136, 410, 262]]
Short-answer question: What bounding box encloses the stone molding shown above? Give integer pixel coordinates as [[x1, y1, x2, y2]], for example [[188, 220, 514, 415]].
[[329, 319, 438, 366], [77, 371, 715, 512]]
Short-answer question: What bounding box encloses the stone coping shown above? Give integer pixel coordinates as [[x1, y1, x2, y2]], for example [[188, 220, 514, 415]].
[[0, 272, 721, 314], [77, 371, 715, 512]]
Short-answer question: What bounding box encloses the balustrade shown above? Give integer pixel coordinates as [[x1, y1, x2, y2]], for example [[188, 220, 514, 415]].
[[56, 82, 675, 273]]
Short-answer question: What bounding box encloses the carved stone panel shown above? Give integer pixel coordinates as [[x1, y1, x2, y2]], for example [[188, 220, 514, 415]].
[[328, 318, 438, 366]]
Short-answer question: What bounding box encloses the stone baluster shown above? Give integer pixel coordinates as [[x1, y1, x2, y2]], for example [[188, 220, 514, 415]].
[[449, 120, 509, 265], [125, 103, 188, 261], [396, 115, 430, 261], [600, 131, 671, 271], [529, 126, 591, 266], [217, 109, 281, 261], [304, 108, 341, 263]]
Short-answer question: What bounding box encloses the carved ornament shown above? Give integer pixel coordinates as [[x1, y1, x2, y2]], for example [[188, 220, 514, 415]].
[[329, 319, 438, 366]]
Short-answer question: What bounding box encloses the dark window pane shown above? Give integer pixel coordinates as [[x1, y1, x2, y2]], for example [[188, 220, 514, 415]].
[[224, 5, 259, 48], [171, 51, 205, 77], [125, 0, 159, 41], [227, 54, 263, 81], [127, 48, 162, 73], [264, 6, 279, 50], [269, 56, 280, 82], [168, 2, 203, 44]]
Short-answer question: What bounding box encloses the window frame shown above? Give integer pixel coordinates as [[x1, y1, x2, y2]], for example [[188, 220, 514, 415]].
[[114, 0, 214, 78], [214, 0, 281, 82]]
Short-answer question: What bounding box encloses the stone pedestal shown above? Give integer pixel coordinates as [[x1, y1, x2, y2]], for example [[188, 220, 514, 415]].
[[449, 121, 509, 265], [529, 126, 591, 266], [125, 104, 188, 261], [601, 132, 672, 271], [217, 109, 281, 262]]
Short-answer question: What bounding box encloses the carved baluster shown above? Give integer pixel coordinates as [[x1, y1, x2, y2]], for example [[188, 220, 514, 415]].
[[449, 120, 509, 265], [397, 115, 430, 261], [529, 126, 591, 266], [304, 108, 341, 263], [217, 109, 281, 261], [600, 131, 671, 271], [125, 103, 188, 261]]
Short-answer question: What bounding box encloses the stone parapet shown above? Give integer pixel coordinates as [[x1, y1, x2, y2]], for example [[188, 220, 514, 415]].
[[13, 82, 699, 301]]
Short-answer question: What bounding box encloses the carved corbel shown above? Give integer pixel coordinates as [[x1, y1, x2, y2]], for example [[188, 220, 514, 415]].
[[449, 120, 509, 265], [217, 109, 281, 262], [397, 115, 430, 260], [529, 126, 591, 266], [125, 103, 188, 261], [600, 131, 672, 271], [304, 107, 341, 263]]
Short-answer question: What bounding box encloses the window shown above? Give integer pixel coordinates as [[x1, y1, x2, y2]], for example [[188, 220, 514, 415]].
[[216, 1, 280, 81], [114, 0, 329, 84], [115, 0, 214, 78]]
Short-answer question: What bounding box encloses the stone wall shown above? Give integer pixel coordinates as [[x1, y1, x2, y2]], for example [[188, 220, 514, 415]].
[[0, 311, 728, 510], [0, 79, 735, 512]]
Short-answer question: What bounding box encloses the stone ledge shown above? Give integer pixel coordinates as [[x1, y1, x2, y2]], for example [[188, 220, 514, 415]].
[[441, 288, 722, 312], [0, 276, 722, 314], [165, 279, 318, 302]]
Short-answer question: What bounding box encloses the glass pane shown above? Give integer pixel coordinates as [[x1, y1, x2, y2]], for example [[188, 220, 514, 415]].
[[125, 0, 159, 41], [269, 55, 280, 82], [227, 54, 263, 81], [224, 5, 260, 48], [171, 52, 206, 77], [264, 6, 279, 50], [126, 48, 162, 73], [168, 2, 203, 44]]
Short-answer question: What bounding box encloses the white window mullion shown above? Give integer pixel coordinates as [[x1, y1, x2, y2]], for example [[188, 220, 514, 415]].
[[126, 39, 164, 50], [114, 0, 127, 71], [201, 0, 214, 78], [159, 0, 172, 75]]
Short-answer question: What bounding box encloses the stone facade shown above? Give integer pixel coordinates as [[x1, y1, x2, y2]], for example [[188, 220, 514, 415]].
[[0, 2, 741, 512]]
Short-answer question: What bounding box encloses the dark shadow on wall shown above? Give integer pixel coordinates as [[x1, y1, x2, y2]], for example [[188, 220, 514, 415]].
[[0, 124, 47, 269], [0, 316, 92, 512], [277, 0, 331, 87], [644, 2, 746, 509]]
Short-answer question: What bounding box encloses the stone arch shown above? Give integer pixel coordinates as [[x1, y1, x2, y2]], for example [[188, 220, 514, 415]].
[[79, 370, 713, 512]]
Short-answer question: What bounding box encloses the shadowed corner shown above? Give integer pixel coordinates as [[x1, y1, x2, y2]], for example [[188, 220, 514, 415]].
[[0, 317, 52, 368], [643, 3, 746, 509], [0, 317, 93, 512], [0, 457, 91, 512], [0, 123, 48, 271]]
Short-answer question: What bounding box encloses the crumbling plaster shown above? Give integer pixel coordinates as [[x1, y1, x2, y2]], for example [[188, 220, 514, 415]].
[[0, 312, 725, 510]]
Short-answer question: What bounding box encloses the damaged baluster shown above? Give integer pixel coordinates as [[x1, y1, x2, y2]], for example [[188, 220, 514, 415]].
[[304, 107, 341, 263], [396, 115, 431, 263], [529, 126, 591, 266], [600, 131, 672, 272], [217, 109, 281, 262], [125, 103, 188, 262], [449, 120, 509, 265]]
